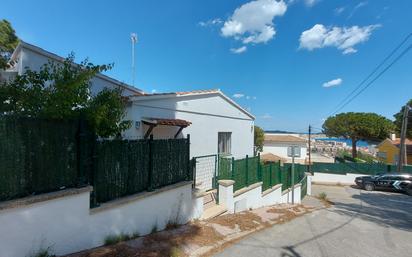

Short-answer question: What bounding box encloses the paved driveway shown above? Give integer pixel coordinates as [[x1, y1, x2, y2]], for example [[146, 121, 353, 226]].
[[214, 185, 412, 257]]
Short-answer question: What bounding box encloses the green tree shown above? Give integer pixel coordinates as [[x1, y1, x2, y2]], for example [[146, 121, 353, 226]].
[[393, 99, 412, 140], [254, 125, 265, 155], [0, 19, 19, 69], [323, 112, 395, 158], [0, 54, 130, 137]]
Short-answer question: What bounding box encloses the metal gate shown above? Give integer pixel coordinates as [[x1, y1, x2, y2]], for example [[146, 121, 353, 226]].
[[193, 154, 218, 191]]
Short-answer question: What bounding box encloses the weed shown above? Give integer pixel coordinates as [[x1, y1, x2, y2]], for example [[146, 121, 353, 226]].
[[151, 224, 158, 234], [104, 231, 140, 246], [30, 247, 56, 257], [318, 192, 327, 200], [170, 246, 183, 257], [166, 221, 180, 230]]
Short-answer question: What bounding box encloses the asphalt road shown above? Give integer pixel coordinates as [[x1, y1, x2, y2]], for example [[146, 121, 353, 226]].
[[214, 185, 412, 257]]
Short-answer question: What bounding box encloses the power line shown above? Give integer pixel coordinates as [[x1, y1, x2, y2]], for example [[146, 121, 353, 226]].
[[329, 32, 412, 116], [332, 44, 412, 114]]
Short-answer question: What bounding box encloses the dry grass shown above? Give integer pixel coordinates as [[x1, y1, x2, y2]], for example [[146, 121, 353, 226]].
[[65, 205, 314, 257], [209, 211, 266, 231]]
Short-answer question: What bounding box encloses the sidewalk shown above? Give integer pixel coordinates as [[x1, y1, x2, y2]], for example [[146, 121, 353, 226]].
[[65, 201, 322, 257]]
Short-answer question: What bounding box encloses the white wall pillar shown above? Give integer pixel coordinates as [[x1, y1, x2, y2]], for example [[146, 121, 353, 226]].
[[218, 180, 235, 213], [306, 173, 312, 196]]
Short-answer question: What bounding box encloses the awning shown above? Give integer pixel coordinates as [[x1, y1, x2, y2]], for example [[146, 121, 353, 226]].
[[141, 117, 192, 139]]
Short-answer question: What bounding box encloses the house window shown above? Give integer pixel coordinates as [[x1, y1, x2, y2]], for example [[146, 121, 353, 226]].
[[376, 152, 387, 160], [218, 132, 232, 155]]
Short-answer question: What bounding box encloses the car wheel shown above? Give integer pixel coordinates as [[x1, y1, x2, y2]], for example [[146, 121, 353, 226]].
[[364, 183, 375, 191]]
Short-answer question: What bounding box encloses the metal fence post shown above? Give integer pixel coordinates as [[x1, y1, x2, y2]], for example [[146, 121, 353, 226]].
[[245, 155, 249, 186], [186, 134, 191, 181], [257, 153, 262, 181], [148, 135, 154, 192], [231, 157, 235, 181], [77, 118, 86, 187], [269, 163, 273, 187]]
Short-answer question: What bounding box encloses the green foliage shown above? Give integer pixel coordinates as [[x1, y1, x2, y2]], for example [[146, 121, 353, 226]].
[[254, 125, 265, 154], [0, 19, 19, 69], [103, 231, 140, 246], [336, 149, 378, 163], [151, 224, 158, 234], [323, 112, 395, 158], [30, 247, 56, 257], [0, 54, 130, 137], [393, 99, 412, 139], [318, 192, 327, 200]]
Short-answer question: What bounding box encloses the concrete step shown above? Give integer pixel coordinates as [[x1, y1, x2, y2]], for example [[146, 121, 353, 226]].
[[201, 205, 227, 220]]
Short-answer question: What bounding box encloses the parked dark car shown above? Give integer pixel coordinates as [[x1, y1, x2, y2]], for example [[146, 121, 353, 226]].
[[355, 173, 412, 195]]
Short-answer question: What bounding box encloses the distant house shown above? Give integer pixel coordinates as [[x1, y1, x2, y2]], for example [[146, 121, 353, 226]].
[[376, 135, 412, 165], [262, 134, 307, 164]]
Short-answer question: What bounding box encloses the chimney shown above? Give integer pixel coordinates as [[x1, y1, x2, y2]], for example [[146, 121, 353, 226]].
[[390, 133, 396, 141]]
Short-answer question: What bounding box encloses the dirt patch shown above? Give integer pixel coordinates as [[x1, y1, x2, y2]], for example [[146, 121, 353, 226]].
[[73, 243, 137, 257], [209, 211, 267, 231]]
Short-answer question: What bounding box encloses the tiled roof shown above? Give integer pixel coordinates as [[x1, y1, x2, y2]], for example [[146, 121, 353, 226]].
[[391, 138, 412, 146], [264, 135, 307, 143], [260, 153, 287, 163], [142, 118, 192, 127]]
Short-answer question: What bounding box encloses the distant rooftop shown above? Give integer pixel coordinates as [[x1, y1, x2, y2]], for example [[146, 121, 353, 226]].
[[264, 135, 306, 143]]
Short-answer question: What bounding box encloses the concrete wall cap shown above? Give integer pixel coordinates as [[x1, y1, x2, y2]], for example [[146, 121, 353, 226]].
[[233, 182, 263, 197], [0, 186, 93, 212], [218, 180, 235, 187], [262, 183, 282, 197]]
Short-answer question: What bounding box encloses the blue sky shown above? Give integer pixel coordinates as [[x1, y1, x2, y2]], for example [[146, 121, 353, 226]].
[[1, 0, 411, 132]]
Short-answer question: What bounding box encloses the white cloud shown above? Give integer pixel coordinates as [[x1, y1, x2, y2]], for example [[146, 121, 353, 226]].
[[304, 0, 319, 7], [322, 78, 342, 88], [199, 18, 223, 27], [221, 0, 287, 45], [230, 46, 247, 54], [334, 7, 345, 15], [261, 113, 272, 119], [233, 93, 245, 98], [299, 24, 380, 54], [348, 1, 368, 19], [151, 89, 157, 93]]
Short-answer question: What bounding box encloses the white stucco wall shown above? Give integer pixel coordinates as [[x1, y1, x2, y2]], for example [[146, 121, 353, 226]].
[[312, 172, 365, 185], [263, 142, 307, 161], [261, 185, 282, 206], [123, 94, 254, 158], [14, 45, 139, 97], [233, 183, 263, 212], [0, 182, 202, 257]]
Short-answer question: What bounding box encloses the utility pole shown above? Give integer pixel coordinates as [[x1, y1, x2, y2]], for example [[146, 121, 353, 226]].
[[308, 125, 312, 173], [131, 33, 138, 87], [291, 146, 295, 204], [397, 104, 410, 172]]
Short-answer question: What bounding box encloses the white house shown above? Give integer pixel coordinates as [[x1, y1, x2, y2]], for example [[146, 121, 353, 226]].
[[262, 133, 308, 164], [1, 41, 143, 97], [3, 41, 255, 190], [123, 90, 255, 158]]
